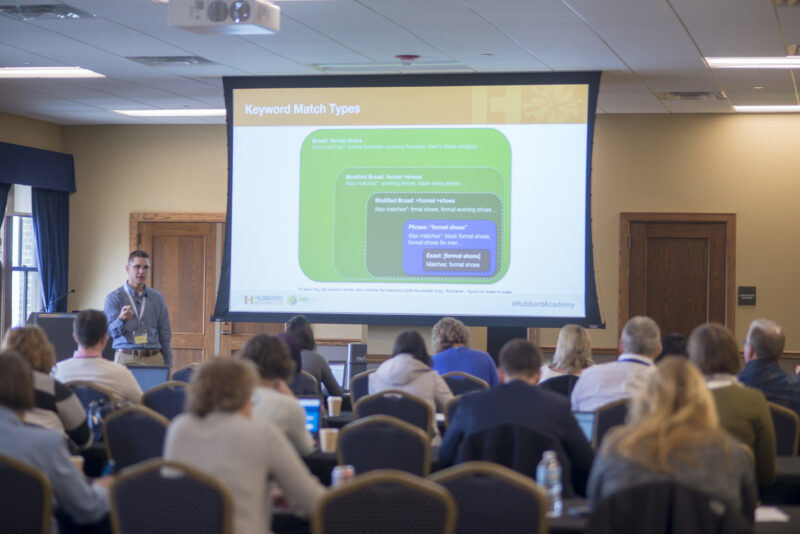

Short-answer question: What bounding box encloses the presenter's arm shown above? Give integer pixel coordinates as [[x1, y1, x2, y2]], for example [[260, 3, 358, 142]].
[[156, 295, 173, 368], [104, 290, 126, 339]]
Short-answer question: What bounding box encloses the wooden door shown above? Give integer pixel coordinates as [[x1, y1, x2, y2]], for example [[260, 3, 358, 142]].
[[219, 321, 283, 357], [619, 213, 735, 339], [136, 220, 217, 368]]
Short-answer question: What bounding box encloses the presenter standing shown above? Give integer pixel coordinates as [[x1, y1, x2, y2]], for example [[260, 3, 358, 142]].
[[104, 250, 172, 368]]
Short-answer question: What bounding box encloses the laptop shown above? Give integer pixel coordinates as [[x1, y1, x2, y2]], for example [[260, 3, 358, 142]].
[[573, 411, 596, 443], [297, 396, 322, 438], [328, 362, 346, 391], [128, 366, 171, 392]]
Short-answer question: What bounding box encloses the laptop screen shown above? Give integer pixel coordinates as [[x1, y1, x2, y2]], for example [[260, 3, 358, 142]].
[[573, 411, 596, 443], [328, 362, 346, 389], [298, 397, 321, 436], [128, 366, 170, 392]]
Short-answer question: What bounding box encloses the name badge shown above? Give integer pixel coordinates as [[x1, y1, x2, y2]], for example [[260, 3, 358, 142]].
[[133, 329, 148, 345]]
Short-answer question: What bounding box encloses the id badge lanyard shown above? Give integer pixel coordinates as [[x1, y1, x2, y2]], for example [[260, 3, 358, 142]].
[[124, 286, 148, 344]]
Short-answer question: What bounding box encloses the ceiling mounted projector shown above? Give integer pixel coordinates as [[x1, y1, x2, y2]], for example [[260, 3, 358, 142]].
[[169, 0, 280, 35]]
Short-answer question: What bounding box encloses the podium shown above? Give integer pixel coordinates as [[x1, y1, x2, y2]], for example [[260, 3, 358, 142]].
[[27, 312, 115, 361]]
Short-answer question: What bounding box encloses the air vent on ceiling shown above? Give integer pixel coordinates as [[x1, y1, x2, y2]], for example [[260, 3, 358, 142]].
[[127, 56, 217, 67], [0, 3, 94, 20], [655, 91, 726, 101], [312, 61, 470, 73]]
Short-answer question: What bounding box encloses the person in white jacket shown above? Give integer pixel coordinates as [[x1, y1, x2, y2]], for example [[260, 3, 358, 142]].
[[369, 330, 454, 444]]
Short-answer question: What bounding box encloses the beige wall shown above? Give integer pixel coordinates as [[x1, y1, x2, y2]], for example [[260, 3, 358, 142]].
[[3, 112, 799, 352]]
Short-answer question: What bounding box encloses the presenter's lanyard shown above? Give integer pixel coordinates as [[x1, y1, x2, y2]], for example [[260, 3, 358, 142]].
[[124, 285, 146, 321]]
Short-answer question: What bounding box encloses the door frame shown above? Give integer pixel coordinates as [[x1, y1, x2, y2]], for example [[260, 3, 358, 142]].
[[129, 213, 226, 251], [618, 212, 736, 337]]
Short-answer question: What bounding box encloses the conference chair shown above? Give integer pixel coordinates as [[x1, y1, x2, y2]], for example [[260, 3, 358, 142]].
[[457, 423, 577, 497], [312, 469, 456, 534], [0, 453, 52, 534], [111, 459, 233, 534], [171, 363, 200, 383], [767, 402, 800, 456], [538, 374, 580, 400], [338, 415, 432, 476], [430, 461, 547, 534], [441, 372, 489, 396], [444, 396, 462, 428], [585, 481, 754, 534], [354, 390, 433, 435], [103, 405, 170, 472], [142, 381, 187, 421], [349, 369, 375, 404], [593, 399, 629, 448], [65, 380, 122, 411]]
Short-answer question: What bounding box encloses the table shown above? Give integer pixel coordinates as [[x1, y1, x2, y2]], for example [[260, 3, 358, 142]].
[[762, 456, 800, 505], [303, 447, 443, 486]]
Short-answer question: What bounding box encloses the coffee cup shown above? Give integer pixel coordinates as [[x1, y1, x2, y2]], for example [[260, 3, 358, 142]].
[[319, 428, 339, 453], [327, 396, 343, 417]]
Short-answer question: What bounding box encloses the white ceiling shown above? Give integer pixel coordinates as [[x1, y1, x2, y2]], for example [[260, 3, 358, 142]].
[[0, 0, 798, 125]]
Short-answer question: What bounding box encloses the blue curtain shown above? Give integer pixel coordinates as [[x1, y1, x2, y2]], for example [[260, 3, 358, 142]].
[[31, 187, 69, 312]]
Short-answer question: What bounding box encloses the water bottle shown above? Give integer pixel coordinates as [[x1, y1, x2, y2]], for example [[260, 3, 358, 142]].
[[536, 450, 563, 517]]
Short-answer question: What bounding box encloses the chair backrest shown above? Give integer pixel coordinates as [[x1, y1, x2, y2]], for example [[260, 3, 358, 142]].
[[430, 461, 547, 534], [338, 415, 431, 476], [457, 423, 575, 497], [142, 381, 187, 421], [170, 363, 200, 383], [442, 372, 489, 396], [66, 380, 122, 410], [354, 389, 433, 435], [0, 453, 53, 534], [111, 459, 233, 534], [585, 481, 753, 534], [349, 369, 375, 404], [538, 375, 580, 399], [313, 469, 456, 534], [768, 401, 800, 456], [444, 396, 462, 428], [103, 405, 170, 472], [593, 399, 629, 448]]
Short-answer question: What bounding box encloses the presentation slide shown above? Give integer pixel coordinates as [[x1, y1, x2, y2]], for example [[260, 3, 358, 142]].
[[220, 74, 601, 326]]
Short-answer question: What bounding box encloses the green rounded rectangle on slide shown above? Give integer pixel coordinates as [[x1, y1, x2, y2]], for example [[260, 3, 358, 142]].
[[298, 128, 510, 283]]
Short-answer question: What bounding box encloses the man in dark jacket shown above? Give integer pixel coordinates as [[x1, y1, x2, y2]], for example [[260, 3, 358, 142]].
[[738, 318, 800, 417]]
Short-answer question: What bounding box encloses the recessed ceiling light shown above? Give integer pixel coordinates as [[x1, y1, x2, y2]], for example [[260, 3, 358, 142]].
[[111, 109, 226, 117], [752, 85, 766, 90], [705, 57, 800, 69], [0, 66, 104, 78], [734, 105, 800, 113]]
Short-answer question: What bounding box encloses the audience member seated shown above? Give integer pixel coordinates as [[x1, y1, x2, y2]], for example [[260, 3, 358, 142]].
[[539, 324, 593, 383], [53, 310, 142, 404], [238, 334, 314, 456], [2, 326, 92, 450], [286, 315, 343, 397], [0, 350, 111, 530], [571, 316, 660, 411], [687, 322, 776, 488], [431, 317, 499, 387], [587, 357, 757, 521], [654, 332, 688, 363], [282, 332, 322, 398], [164, 358, 325, 534], [439, 339, 593, 494], [738, 318, 800, 418], [369, 330, 454, 445]]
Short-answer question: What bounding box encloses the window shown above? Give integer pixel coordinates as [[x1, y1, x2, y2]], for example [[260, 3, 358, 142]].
[[6, 215, 41, 326]]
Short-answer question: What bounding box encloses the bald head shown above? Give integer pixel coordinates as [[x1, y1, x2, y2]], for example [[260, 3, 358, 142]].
[[746, 318, 785, 362]]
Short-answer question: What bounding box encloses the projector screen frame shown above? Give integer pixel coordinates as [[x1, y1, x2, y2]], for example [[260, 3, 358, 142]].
[[213, 71, 604, 329]]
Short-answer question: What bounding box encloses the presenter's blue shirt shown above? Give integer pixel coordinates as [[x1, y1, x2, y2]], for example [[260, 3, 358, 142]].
[[432, 346, 499, 387]]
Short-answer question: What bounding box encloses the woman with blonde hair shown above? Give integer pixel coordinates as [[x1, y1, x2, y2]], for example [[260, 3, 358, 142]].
[[539, 324, 593, 383], [2, 325, 92, 449], [587, 357, 756, 519], [431, 317, 499, 386], [164, 358, 325, 534]]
